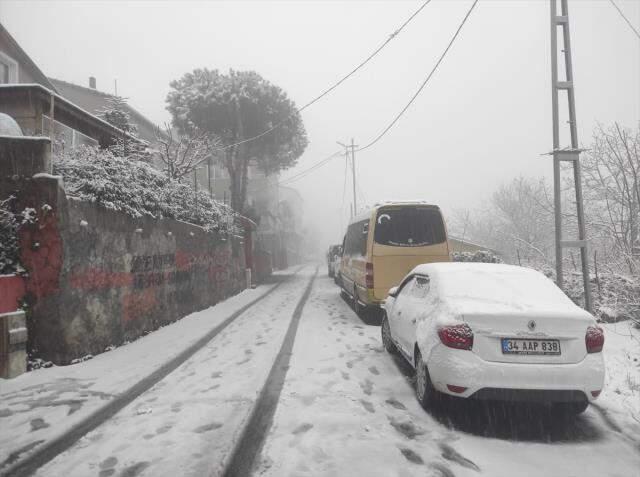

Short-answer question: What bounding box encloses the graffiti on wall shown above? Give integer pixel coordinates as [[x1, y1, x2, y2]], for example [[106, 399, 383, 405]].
[[68, 247, 240, 325]]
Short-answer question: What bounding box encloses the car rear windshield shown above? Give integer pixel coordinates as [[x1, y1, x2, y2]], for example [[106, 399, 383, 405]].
[[374, 207, 446, 247]]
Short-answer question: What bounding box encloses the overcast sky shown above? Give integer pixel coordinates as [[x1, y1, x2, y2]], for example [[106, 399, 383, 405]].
[[2, 0, 638, 248]]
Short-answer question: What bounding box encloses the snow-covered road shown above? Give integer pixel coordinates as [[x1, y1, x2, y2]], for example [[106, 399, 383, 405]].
[[256, 276, 640, 477], [2, 268, 639, 477]]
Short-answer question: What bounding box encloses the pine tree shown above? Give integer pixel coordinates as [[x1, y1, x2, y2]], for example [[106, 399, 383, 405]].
[[99, 96, 144, 158]]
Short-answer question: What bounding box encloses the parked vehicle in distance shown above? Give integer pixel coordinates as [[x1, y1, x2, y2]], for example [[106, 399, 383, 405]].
[[340, 201, 450, 315], [327, 244, 342, 278], [381, 262, 605, 414]]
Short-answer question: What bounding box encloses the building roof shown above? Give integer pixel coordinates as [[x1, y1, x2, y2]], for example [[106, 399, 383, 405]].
[[0, 22, 57, 91], [48, 77, 160, 144]]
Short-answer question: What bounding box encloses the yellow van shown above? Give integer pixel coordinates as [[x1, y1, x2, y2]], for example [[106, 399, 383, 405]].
[[339, 201, 450, 314]]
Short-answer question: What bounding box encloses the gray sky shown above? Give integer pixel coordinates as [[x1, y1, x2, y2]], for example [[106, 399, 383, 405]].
[[2, 0, 638, 247]]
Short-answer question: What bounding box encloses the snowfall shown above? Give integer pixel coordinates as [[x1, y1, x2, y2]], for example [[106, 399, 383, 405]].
[[0, 266, 639, 477]]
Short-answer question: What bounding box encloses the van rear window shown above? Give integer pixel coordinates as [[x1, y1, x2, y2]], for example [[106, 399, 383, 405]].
[[374, 207, 446, 247]]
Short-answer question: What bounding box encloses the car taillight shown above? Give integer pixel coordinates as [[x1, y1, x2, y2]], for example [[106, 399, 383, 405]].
[[585, 326, 604, 353], [365, 262, 374, 289], [438, 324, 473, 350]]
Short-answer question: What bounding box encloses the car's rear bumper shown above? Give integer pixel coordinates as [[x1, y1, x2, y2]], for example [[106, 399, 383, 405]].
[[427, 344, 605, 403]]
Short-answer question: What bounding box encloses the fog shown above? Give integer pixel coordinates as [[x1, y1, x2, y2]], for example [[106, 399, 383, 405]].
[[2, 0, 638, 251]]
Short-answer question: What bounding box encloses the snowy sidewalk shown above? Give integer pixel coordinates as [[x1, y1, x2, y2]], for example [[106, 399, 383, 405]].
[[598, 321, 640, 439], [0, 267, 303, 475], [31, 267, 316, 477]]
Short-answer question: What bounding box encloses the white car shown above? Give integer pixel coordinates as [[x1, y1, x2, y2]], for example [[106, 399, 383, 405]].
[[381, 262, 605, 414]]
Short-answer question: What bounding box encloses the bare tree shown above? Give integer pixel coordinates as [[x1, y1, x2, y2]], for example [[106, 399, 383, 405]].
[[581, 123, 640, 274], [154, 123, 219, 182]]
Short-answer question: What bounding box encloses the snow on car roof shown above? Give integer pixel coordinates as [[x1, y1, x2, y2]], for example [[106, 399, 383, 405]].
[[411, 262, 585, 315]]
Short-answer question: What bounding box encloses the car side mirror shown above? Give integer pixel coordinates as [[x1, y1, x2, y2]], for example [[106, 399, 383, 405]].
[[388, 286, 399, 298]]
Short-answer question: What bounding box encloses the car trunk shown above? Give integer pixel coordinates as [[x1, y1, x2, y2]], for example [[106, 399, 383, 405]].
[[462, 310, 592, 365]]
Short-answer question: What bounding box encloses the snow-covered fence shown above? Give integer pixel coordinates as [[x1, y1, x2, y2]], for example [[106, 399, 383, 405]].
[[0, 139, 250, 365]]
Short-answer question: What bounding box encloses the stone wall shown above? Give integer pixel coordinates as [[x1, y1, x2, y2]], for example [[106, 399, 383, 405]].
[[2, 174, 247, 364]]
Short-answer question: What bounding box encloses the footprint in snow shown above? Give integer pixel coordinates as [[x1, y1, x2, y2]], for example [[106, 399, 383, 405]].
[[292, 423, 314, 435], [99, 456, 118, 470], [360, 379, 374, 396], [120, 461, 150, 477], [368, 366, 380, 375], [360, 400, 375, 413], [385, 398, 407, 410], [440, 443, 481, 472], [341, 371, 350, 381], [429, 462, 456, 477], [399, 447, 424, 465], [194, 422, 223, 433], [30, 418, 50, 432], [211, 371, 222, 379], [388, 416, 425, 439], [156, 424, 173, 435]]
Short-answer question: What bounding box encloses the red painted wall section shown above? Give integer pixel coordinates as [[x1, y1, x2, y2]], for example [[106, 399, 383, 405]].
[[18, 211, 63, 300], [0, 275, 26, 313]]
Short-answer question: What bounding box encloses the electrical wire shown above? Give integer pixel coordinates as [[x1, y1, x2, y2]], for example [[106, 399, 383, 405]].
[[214, 0, 434, 152], [356, 0, 479, 153], [278, 150, 343, 186], [609, 0, 640, 40]]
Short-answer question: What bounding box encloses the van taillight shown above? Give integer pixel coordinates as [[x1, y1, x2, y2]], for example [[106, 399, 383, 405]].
[[365, 262, 374, 289], [585, 326, 604, 353]]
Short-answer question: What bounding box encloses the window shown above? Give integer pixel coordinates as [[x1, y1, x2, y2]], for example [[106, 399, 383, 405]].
[[0, 52, 18, 84], [344, 219, 369, 256], [374, 207, 446, 247], [411, 275, 431, 299]]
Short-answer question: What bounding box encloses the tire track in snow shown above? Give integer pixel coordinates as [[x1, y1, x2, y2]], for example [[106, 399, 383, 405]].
[[222, 268, 318, 477], [2, 269, 303, 477]]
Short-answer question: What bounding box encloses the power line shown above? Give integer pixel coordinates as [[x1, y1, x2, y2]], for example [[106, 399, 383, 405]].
[[278, 150, 343, 186], [277, 0, 479, 189], [357, 0, 479, 153], [609, 0, 640, 40], [214, 0, 434, 152]]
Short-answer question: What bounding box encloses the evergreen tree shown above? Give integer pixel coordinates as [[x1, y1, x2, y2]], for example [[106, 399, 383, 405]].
[[99, 95, 144, 158]]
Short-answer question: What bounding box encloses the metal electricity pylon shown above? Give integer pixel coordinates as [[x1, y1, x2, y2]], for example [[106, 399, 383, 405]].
[[549, 0, 593, 312]]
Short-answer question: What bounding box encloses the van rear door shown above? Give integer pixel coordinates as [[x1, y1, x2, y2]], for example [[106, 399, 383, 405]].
[[371, 206, 449, 301]]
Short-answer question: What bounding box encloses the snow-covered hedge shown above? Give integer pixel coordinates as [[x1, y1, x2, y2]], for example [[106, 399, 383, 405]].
[[452, 250, 502, 264], [0, 197, 19, 274], [53, 147, 240, 236], [535, 265, 640, 327]]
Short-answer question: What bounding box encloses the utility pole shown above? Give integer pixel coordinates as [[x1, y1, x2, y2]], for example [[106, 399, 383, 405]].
[[549, 0, 592, 312], [338, 138, 359, 217], [207, 155, 213, 197]]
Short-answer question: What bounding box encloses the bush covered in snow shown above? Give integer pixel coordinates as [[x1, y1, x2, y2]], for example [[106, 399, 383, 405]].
[[0, 197, 19, 275], [533, 265, 640, 327], [53, 147, 240, 236], [452, 250, 502, 264]]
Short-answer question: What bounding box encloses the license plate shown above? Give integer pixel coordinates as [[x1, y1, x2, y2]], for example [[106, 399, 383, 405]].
[[501, 338, 561, 355]]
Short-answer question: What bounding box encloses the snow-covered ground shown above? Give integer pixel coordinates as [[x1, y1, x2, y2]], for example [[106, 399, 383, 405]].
[[0, 267, 305, 474], [598, 320, 640, 437], [28, 268, 314, 477], [2, 269, 639, 477], [257, 276, 640, 477]]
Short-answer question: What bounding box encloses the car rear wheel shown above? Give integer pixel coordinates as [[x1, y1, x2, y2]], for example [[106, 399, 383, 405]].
[[415, 349, 437, 410], [381, 314, 396, 354]]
